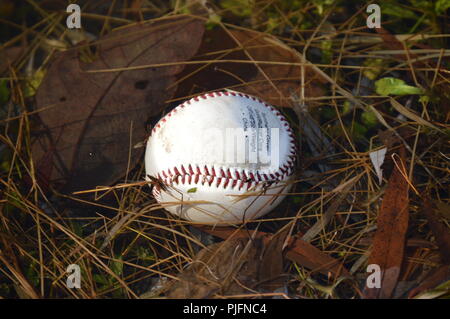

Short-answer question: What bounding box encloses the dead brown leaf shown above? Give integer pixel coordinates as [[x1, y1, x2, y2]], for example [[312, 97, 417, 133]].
[[0, 46, 25, 75], [197, 226, 349, 279], [32, 16, 204, 192], [174, 26, 325, 107], [164, 237, 266, 298], [435, 201, 450, 220], [258, 227, 289, 291], [363, 145, 410, 299], [407, 265, 450, 299], [423, 198, 450, 264], [285, 236, 350, 278]]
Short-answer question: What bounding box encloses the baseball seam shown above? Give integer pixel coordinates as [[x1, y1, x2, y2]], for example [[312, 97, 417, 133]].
[[150, 91, 297, 195]]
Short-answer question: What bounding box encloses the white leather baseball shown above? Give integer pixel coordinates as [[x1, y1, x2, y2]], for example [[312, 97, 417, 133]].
[[145, 90, 296, 225]]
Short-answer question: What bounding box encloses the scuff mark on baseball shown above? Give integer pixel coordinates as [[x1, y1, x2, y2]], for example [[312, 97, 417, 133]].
[[145, 90, 297, 225]]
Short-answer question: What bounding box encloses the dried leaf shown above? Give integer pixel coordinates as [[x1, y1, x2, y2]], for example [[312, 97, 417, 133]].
[[286, 237, 350, 278], [197, 226, 349, 279], [363, 146, 409, 299], [164, 237, 264, 298], [33, 16, 204, 192], [435, 201, 450, 220], [369, 147, 387, 185], [423, 198, 450, 264], [258, 228, 288, 291], [378, 129, 399, 149], [390, 98, 441, 132], [408, 265, 450, 299], [175, 27, 325, 107], [0, 46, 25, 75], [374, 27, 437, 69]]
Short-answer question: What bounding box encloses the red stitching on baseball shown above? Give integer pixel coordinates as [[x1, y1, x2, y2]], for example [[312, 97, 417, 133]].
[[150, 91, 297, 190]]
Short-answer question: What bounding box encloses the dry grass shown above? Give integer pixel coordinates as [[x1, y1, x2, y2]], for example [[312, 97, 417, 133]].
[[0, 0, 449, 299]]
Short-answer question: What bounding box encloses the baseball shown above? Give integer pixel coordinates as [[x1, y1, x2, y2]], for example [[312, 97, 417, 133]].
[[145, 90, 296, 225]]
